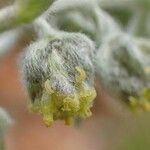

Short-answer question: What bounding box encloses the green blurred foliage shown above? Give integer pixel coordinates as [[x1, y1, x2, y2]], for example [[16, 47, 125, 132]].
[[115, 114, 150, 150], [17, 0, 53, 22]]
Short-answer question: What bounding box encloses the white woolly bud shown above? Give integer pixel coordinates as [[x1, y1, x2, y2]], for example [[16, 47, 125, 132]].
[[95, 33, 149, 101]]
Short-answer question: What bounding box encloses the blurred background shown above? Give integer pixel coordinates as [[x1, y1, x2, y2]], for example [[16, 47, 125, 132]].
[[0, 0, 149, 150]]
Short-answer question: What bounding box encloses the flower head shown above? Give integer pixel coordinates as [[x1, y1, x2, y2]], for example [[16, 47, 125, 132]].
[[21, 33, 96, 126]]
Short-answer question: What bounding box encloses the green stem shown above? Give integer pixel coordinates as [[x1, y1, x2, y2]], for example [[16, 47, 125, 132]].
[[0, 0, 55, 33]]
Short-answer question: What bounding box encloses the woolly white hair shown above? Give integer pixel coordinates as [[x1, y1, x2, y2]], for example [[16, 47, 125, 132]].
[[21, 32, 95, 101]]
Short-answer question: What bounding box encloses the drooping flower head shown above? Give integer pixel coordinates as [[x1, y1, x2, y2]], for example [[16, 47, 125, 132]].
[[21, 33, 96, 126], [95, 33, 150, 110]]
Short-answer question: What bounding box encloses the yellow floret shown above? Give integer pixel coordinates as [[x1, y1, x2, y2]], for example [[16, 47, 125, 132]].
[[28, 66, 97, 127]]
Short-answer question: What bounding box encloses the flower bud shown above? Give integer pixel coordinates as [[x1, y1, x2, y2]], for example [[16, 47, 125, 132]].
[[95, 34, 149, 104], [21, 33, 96, 126]]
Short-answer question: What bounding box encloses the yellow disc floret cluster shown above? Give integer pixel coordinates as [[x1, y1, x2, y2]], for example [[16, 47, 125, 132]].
[[129, 88, 150, 112], [29, 66, 96, 127]]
